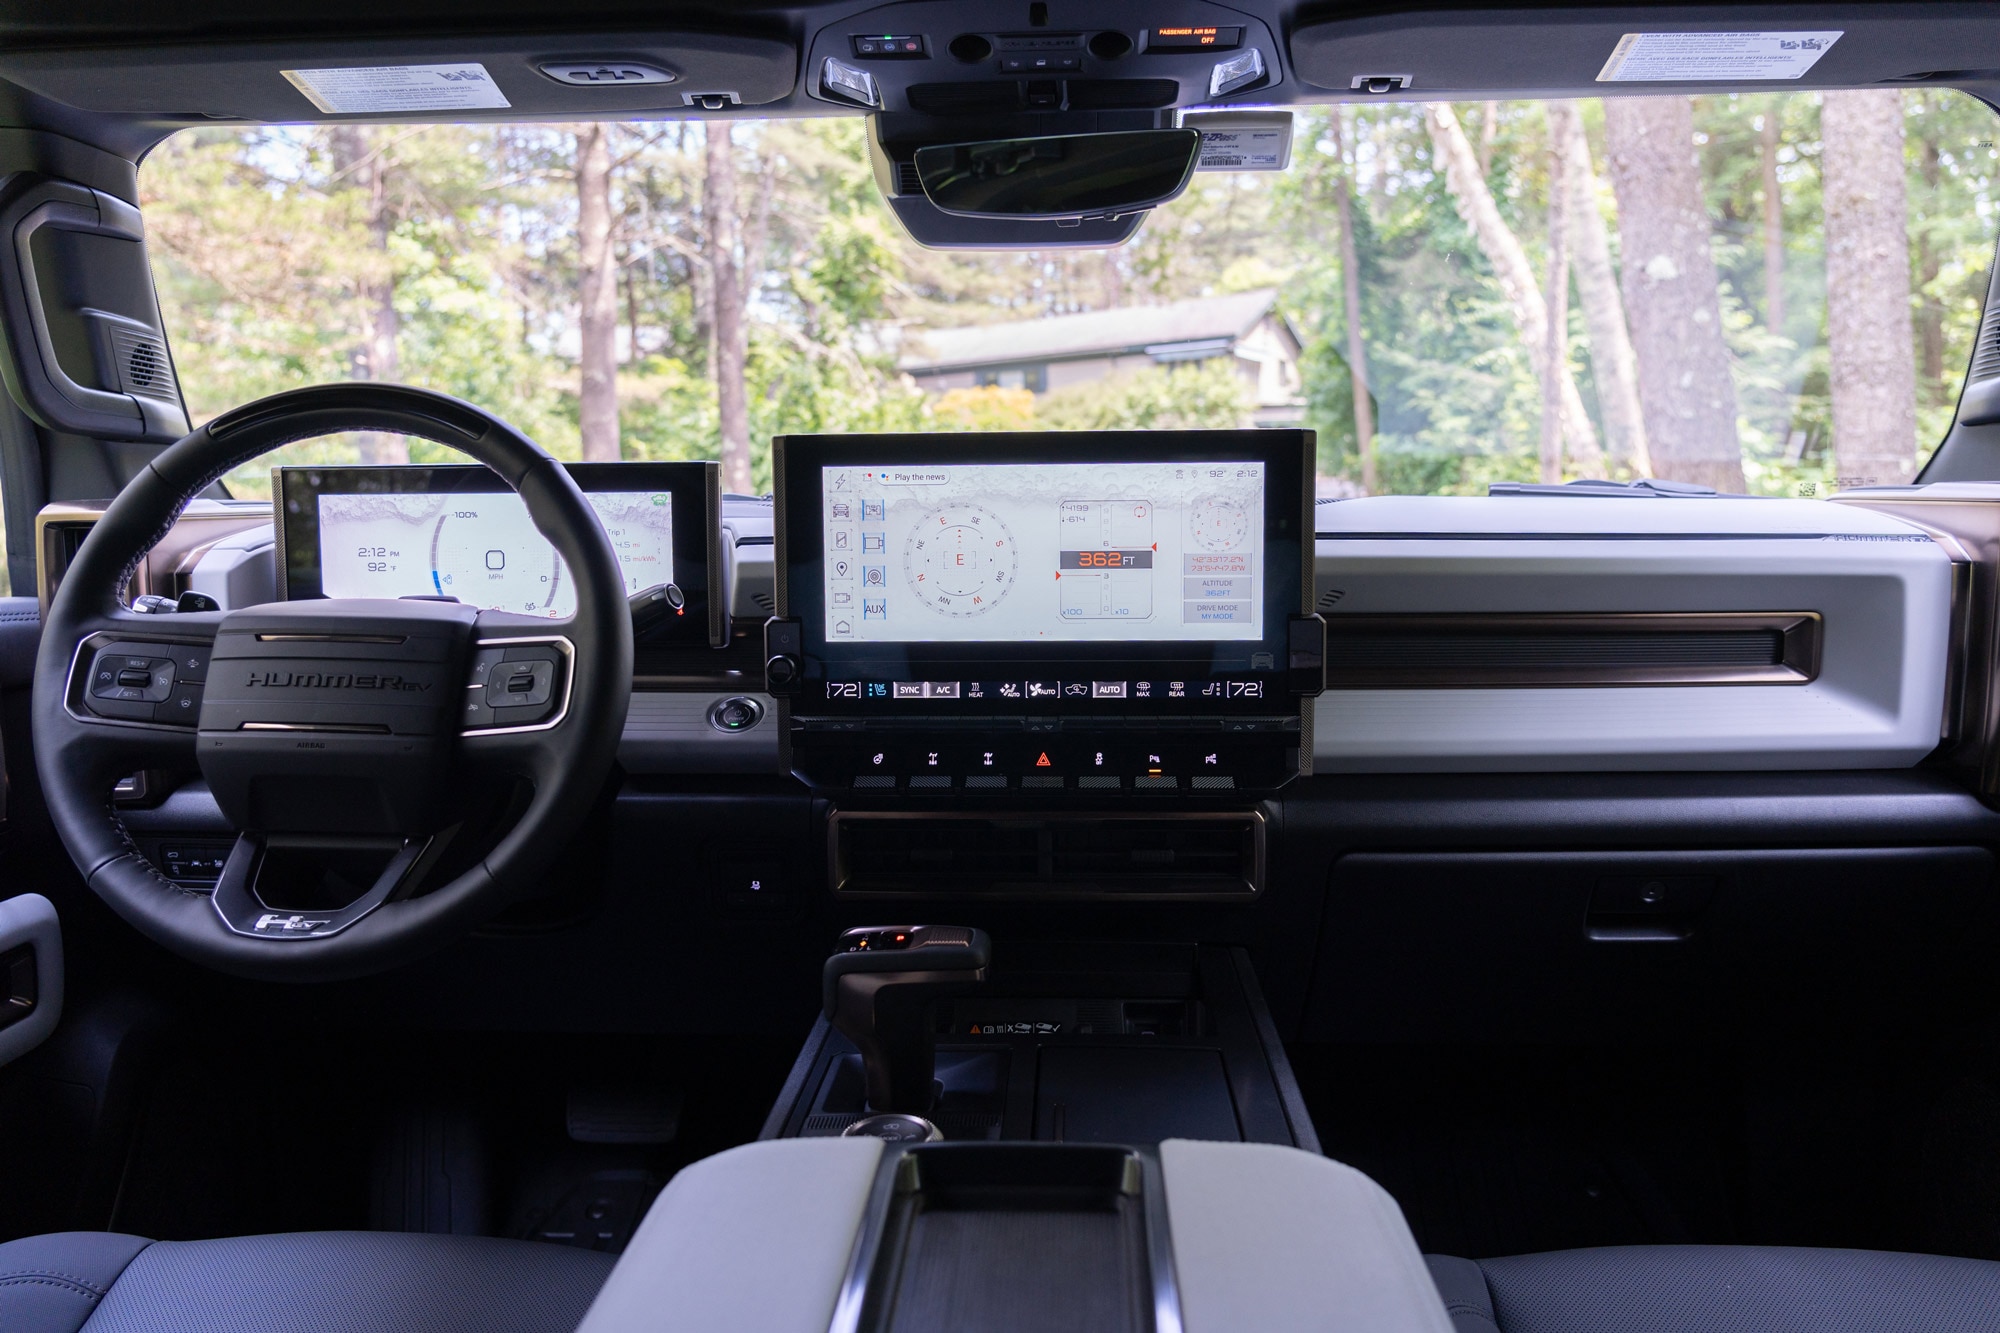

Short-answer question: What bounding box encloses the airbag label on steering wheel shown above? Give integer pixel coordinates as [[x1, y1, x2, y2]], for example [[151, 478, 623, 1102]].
[[281, 64, 513, 114]]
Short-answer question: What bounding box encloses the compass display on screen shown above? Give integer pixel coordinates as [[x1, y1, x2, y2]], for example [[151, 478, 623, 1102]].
[[1188, 495, 1252, 551], [904, 503, 1017, 617]]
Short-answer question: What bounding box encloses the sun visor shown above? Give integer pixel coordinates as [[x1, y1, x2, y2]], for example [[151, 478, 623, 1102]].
[[1291, 5, 2000, 99], [0, 31, 798, 121]]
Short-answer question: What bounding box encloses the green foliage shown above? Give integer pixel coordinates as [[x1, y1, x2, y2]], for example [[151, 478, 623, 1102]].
[[1037, 361, 1254, 432], [141, 93, 2000, 501]]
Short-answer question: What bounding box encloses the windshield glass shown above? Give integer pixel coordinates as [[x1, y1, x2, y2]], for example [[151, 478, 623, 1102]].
[[142, 91, 2000, 500]]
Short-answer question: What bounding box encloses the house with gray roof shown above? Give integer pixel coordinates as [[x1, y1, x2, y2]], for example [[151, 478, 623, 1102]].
[[897, 287, 1306, 426]]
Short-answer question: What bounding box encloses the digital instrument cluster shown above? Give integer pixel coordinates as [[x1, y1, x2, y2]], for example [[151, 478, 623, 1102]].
[[276, 461, 725, 647]]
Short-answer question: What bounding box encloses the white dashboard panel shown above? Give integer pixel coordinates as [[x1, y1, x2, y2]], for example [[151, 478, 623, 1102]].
[[183, 494, 1960, 776], [1312, 497, 1955, 772]]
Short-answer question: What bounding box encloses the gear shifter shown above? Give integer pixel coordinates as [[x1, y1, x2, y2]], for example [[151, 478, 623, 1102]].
[[824, 925, 991, 1114]]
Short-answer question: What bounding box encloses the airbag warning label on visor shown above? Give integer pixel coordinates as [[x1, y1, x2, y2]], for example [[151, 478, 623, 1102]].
[[281, 64, 512, 114], [1596, 32, 1842, 82]]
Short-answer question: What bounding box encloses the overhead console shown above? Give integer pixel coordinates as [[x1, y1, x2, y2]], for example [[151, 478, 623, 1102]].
[[276, 461, 725, 648], [808, 0, 1281, 119], [829, 0, 1281, 248], [765, 429, 1321, 796]]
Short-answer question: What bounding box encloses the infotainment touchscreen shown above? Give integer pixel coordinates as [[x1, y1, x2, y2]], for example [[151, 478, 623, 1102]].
[[818, 460, 1266, 644], [276, 461, 724, 646], [773, 430, 1316, 792]]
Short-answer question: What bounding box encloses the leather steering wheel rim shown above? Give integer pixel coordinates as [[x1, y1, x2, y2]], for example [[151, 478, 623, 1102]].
[[31, 383, 633, 982]]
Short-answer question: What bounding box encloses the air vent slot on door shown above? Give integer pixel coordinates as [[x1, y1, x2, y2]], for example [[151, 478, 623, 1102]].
[[1325, 612, 1821, 687], [831, 812, 1262, 898]]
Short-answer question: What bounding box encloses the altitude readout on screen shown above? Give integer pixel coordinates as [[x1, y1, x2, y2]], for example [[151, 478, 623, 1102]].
[[820, 461, 1263, 643], [317, 490, 672, 616]]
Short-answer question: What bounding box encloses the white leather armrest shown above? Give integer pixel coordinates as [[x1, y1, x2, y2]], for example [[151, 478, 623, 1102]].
[[576, 1136, 883, 1333], [1160, 1139, 1454, 1333]]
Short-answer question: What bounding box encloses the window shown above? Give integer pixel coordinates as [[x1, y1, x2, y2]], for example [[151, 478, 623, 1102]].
[[976, 366, 1049, 393], [140, 92, 2000, 500]]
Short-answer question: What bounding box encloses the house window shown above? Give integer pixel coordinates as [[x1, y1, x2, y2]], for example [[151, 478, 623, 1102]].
[[975, 365, 1047, 393]]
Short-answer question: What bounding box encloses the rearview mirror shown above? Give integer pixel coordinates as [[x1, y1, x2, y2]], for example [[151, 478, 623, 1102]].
[[913, 129, 1201, 222]]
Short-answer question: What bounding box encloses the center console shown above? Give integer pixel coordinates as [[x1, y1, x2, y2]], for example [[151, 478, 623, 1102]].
[[764, 430, 1323, 794]]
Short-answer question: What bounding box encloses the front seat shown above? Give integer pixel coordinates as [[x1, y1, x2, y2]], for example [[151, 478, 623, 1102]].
[[1429, 1246, 2000, 1333], [0, 1229, 613, 1333]]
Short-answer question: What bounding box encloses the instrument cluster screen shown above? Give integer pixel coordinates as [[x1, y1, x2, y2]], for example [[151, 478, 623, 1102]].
[[276, 461, 725, 646], [316, 490, 672, 617], [819, 460, 1265, 644]]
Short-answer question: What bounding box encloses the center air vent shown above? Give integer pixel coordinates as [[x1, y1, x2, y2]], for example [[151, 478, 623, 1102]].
[[831, 812, 1262, 898], [1325, 613, 1822, 687]]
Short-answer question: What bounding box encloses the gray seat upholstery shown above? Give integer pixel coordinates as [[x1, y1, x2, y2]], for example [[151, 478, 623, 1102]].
[[1428, 1246, 2000, 1333], [0, 1229, 614, 1333]]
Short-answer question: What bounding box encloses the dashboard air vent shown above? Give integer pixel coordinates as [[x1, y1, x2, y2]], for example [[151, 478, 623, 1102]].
[[897, 160, 923, 197], [1326, 612, 1822, 687], [831, 812, 1262, 898]]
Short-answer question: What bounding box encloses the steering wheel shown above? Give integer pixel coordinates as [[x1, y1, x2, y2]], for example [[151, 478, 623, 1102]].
[[30, 384, 632, 982]]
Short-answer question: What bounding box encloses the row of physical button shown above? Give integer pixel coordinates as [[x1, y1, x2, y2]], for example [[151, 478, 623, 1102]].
[[798, 715, 1298, 733], [852, 774, 1231, 791]]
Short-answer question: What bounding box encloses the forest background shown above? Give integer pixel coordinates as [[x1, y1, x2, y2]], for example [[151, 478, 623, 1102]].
[[138, 91, 2000, 502]]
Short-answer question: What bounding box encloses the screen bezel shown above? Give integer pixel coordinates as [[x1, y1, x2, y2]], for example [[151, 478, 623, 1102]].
[[275, 461, 724, 647], [776, 430, 1310, 682]]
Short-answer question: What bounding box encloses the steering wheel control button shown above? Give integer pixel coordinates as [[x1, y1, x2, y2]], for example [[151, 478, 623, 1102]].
[[497, 660, 555, 707], [466, 646, 508, 687], [173, 647, 210, 683], [707, 696, 764, 733], [158, 682, 204, 725], [83, 642, 189, 719]]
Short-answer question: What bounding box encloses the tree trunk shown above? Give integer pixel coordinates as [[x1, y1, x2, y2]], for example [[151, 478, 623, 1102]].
[[624, 262, 640, 366], [1541, 126, 1570, 484], [1424, 103, 1604, 477], [1915, 100, 1946, 403], [1821, 90, 1919, 488], [1477, 101, 1499, 178], [576, 124, 620, 462], [1331, 108, 1376, 493], [1601, 97, 1744, 492], [1550, 100, 1651, 477], [1761, 106, 1785, 333], [330, 127, 408, 465], [705, 123, 751, 495]]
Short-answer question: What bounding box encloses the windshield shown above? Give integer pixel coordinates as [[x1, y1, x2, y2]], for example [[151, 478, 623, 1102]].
[[142, 91, 2000, 500]]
